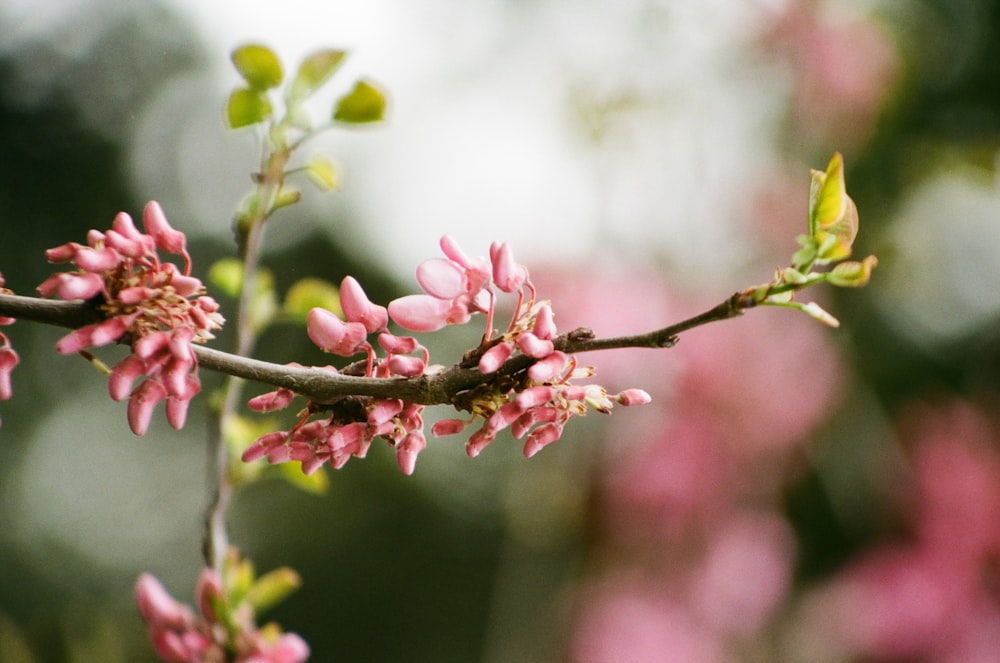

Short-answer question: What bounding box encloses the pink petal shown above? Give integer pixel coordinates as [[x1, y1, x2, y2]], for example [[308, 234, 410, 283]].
[[478, 341, 513, 374], [516, 331, 554, 359], [377, 332, 419, 354], [396, 431, 427, 475], [387, 294, 451, 332], [142, 201, 187, 256], [490, 241, 526, 293], [416, 258, 466, 299], [528, 351, 570, 383], [616, 388, 652, 406], [431, 418, 468, 437], [523, 422, 563, 458], [387, 354, 425, 376], [340, 276, 388, 334], [135, 573, 192, 630], [247, 388, 296, 412], [109, 354, 146, 401], [128, 379, 168, 435], [74, 246, 121, 272], [533, 303, 557, 339], [306, 308, 367, 356]]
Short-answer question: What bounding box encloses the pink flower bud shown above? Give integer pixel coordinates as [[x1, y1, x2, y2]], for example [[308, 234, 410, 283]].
[[128, 379, 168, 435], [109, 354, 146, 401], [478, 341, 513, 374], [485, 401, 524, 435], [265, 633, 311, 663], [142, 201, 187, 257], [396, 430, 426, 476], [37, 272, 104, 300], [74, 246, 120, 272], [118, 286, 155, 305], [44, 242, 80, 263], [135, 573, 192, 630], [340, 276, 388, 333], [387, 294, 451, 332], [134, 330, 171, 360], [368, 399, 404, 426], [242, 432, 287, 462], [431, 418, 468, 437], [416, 258, 467, 299], [616, 388, 652, 406], [516, 331, 554, 358], [377, 332, 419, 354], [490, 241, 526, 293], [465, 428, 494, 458], [533, 303, 556, 339], [0, 346, 19, 400], [515, 386, 555, 409], [306, 307, 368, 356], [194, 569, 223, 622], [523, 422, 563, 458], [248, 387, 296, 412], [527, 351, 570, 383], [387, 354, 426, 376]]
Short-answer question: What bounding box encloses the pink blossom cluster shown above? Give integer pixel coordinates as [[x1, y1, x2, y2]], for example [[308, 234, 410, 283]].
[[242, 275, 431, 475], [393, 236, 650, 459], [135, 571, 308, 663], [0, 273, 19, 427], [38, 202, 224, 434], [243, 237, 649, 476]]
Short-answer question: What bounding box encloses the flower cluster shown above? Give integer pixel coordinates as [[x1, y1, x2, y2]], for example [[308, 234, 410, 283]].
[[38, 202, 224, 434], [0, 273, 19, 428], [397, 237, 650, 459], [244, 236, 649, 475], [242, 276, 431, 475], [135, 558, 307, 663]]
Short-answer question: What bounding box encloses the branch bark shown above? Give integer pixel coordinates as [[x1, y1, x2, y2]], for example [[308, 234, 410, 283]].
[[0, 291, 747, 406]]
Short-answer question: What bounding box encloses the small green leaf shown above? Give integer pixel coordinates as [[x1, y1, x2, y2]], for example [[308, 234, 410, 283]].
[[781, 267, 808, 285], [333, 79, 387, 123], [828, 255, 878, 288], [810, 153, 846, 232], [246, 568, 302, 615], [208, 258, 245, 299], [271, 186, 301, 212], [305, 154, 340, 191], [283, 277, 342, 322], [226, 87, 273, 128], [231, 44, 284, 90], [280, 461, 330, 494], [290, 49, 348, 101], [799, 301, 841, 328]]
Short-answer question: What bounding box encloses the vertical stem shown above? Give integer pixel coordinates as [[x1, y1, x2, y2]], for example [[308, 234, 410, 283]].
[[203, 149, 287, 573]]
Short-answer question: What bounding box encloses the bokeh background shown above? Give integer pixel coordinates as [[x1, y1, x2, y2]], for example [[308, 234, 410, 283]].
[[2, 0, 1000, 661]]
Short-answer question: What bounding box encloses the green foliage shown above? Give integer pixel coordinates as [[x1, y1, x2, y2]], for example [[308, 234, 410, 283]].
[[231, 44, 284, 90], [226, 88, 273, 129], [334, 79, 387, 123], [288, 49, 347, 102], [283, 277, 342, 322], [744, 153, 877, 327]]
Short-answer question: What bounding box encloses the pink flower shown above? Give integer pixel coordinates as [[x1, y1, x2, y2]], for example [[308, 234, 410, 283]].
[[38, 202, 223, 435], [306, 307, 368, 356], [0, 342, 18, 401], [339, 275, 388, 334]]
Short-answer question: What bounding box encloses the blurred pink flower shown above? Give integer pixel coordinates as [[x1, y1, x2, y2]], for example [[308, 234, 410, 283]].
[[821, 399, 1000, 661]]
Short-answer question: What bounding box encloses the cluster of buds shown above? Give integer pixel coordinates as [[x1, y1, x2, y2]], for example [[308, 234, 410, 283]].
[[244, 236, 649, 475], [242, 276, 431, 475], [38, 202, 224, 434], [396, 237, 650, 459], [0, 273, 19, 427], [135, 552, 307, 663]]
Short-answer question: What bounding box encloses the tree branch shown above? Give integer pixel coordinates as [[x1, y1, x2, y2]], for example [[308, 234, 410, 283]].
[[0, 291, 747, 406]]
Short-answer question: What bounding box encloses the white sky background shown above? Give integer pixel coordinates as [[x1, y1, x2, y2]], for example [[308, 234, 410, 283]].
[[3, 0, 794, 282]]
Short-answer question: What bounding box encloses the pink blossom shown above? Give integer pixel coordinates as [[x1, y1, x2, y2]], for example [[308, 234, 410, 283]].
[[38, 202, 223, 434], [0, 344, 18, 401], [396, 430, 426, 475], [306, 307, 368, 356], [339, 275, 388, 334], [478, 341, 513, 373], [387, 294, 453, 332]]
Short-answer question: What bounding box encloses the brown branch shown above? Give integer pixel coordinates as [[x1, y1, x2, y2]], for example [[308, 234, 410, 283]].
[[0, 291, 749, 406]]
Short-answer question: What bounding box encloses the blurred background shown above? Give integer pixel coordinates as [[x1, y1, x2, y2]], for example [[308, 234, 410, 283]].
[[2, 0, 1000, 661]]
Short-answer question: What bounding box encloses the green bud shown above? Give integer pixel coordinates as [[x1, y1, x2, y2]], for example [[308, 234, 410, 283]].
[[246, 568, 302, 615], [231, 44, 284, 90], [333, 79, 387, 123], [808, 152, 859, 262], [305, 155, 340, 191], [828, 255, 878, 287], [800, 301, 840, 328]]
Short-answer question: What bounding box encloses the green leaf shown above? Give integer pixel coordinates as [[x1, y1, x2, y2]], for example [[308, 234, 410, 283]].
[[828, 255, 878, 287], [231, 44, 284, 90], [226, 87, 273, 128], [208, 258, 245, 299], [290, 49, 348, 101], [246, 568, 302, 615], [283, 277, 342, 322], [333, 79, 387, 123], [792, 234, 819, 270], [305, 154, 340, 191], [810, 152, 846, 232]]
